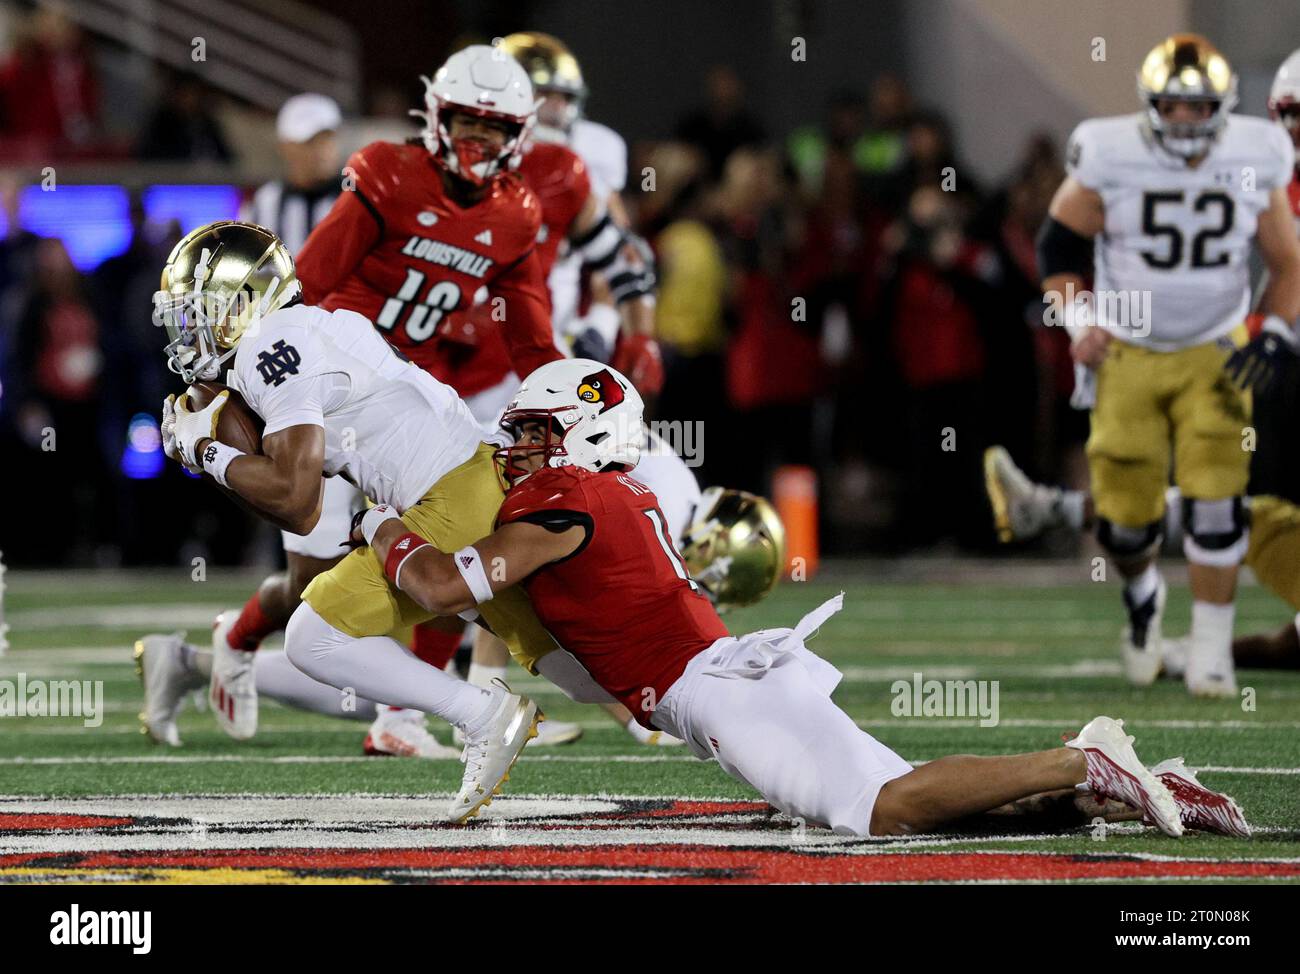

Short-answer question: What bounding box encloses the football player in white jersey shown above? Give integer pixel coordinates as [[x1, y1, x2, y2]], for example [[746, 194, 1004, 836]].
[[1038, 34, 1300, 697], [148, 220, 557, 822]]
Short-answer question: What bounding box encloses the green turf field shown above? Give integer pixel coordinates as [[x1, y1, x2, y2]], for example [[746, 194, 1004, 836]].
[[2, 564, 1298, 884]]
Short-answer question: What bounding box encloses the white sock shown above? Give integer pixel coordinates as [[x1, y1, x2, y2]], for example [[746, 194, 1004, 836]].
[[624, 716, 656, 743], [1060, 490, 1086, 531], [1125, 563, 1160, 605], [467, 662, 507, 691], [285, 604, 498, 733], [188, 646, 212, 679], [1191, 600, 1235, 667], [254, 649, 378, 721]]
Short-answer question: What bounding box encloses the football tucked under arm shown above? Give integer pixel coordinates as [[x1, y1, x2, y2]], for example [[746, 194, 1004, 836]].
[[365, 517, 584, 617]]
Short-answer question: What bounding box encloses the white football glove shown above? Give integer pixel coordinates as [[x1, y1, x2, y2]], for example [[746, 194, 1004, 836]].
[[167, 390, 229, 469], [161, 394, 180, 461]]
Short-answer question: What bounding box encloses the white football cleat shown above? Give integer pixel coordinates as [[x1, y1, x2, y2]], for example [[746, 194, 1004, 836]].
[[448, 688, 540, 824], [1160, 635, 1189, 680], [455, 715, 582, 747], [1121, 576, 1166, 687], [982, 446, 1065, 543], [1184, 634, 1238, 699], [134, 632, 203, 747], [363, 707, 460, 759], [209, 610, 258, 740], [1064, 716, 1182, 837], [641, 729, 686, 746], [1149, 757, 1250, 837]]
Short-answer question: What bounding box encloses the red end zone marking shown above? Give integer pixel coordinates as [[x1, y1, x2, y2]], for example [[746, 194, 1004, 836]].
[[0, 813, 134, 831], [29, 847, 1300, 884]]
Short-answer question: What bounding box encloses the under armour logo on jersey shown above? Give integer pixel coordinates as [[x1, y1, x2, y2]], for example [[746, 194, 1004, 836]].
[[475, 229, 493, 246], [255, 340, 302, 387]]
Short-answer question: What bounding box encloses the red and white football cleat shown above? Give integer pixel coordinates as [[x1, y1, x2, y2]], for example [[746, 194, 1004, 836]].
[[209, 610, 258, 740], [1149, 758, 1250, 837], [1064, 716, 1182, 837], [363, 706, 460, 759]]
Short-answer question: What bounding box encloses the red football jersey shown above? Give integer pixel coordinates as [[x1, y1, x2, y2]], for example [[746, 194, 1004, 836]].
[[429, 142, 593, 396], [498, 465, 729, 726], [295, 140, 562, 391]]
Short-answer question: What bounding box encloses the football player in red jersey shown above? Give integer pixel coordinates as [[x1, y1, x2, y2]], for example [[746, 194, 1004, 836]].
[[348, 358, 1250, 838]]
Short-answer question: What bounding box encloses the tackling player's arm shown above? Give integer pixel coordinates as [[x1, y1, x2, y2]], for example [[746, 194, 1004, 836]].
[[361, 515, 583, 616], [1038, 175, 1107, 367]]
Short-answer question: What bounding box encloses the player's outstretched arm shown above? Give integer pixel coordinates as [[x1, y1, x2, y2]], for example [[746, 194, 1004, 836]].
[[1038, 176, 1107, 367], [357, 513, 582, 616], [197, 424, 326, 536]]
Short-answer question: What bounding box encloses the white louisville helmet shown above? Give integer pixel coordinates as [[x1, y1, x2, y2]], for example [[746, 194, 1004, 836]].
[[414, 44, 538, 185], [1268, 48, 1300, 150], [497, 359, 645, 481]]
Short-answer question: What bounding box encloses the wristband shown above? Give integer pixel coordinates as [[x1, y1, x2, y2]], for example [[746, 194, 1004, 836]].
[[580, 302, 621, 347], [361, 504, 402, 545], [384, 532, 429, 589], [452, 545, 495, 604], [1261, 314, 1298, 350], [201, 441, 245, 488]]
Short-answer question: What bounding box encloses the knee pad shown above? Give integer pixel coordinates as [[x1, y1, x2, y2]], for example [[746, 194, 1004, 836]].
[[1096, 518, 1163, 560], [1181, 496, 1249, 567]]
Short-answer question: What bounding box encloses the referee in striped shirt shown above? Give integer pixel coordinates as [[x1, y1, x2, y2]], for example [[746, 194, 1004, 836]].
[[240, 93, 343, 252]]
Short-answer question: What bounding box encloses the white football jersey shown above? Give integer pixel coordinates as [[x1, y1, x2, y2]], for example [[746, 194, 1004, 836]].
[[230, 303, 484, 512], [632, 428, 703, 542], [549, 119, 629, 335], [1067, 113, 1295, 350]]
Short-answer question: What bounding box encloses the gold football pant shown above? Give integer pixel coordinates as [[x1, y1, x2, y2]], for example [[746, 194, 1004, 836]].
[[1087, 330, 1250, 529], [300, 442, 558, 671], [1245, 495, 1300, 611]]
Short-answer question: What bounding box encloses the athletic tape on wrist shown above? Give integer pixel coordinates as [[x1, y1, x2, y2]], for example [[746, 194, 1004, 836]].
[[453, 545, 495, 604], [202, 441, 245, 488], [361, 504, 402, 545], [384, 532, 429, 589]]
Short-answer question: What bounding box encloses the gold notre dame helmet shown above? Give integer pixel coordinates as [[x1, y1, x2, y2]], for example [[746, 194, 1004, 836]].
[[1137, 33, 1237, 159], [499, 31, 586, 132], [680, 487, 786, 612], [156, 221, 299, 383]]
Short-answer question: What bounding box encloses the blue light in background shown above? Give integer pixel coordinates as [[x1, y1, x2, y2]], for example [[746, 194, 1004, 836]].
[[0, 184, 243, 272], [143, 185, 242, 235], [121, 412, 165, 480], [7, 186, 132, 270]]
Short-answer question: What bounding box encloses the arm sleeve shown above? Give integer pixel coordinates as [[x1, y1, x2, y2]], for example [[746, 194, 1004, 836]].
[[296, 183, 383, 305], [490, 248, 565, 377]]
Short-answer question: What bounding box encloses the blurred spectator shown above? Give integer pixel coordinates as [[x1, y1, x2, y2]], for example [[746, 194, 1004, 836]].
[[787, 78, 911, 197], [675, 65, 765, 179], [8, 238, 106, 560], [872, 186, 1000, 548], [240, 93, 343, 251], [0, 8, 99, 160], [136, 70, 233, 162]]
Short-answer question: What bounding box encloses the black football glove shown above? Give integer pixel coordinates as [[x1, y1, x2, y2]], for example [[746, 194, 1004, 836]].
[[1225, 318, 1298, 394]]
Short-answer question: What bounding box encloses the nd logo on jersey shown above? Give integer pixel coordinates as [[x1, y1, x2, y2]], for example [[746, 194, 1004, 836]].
[[256, 340, 302, 386]]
